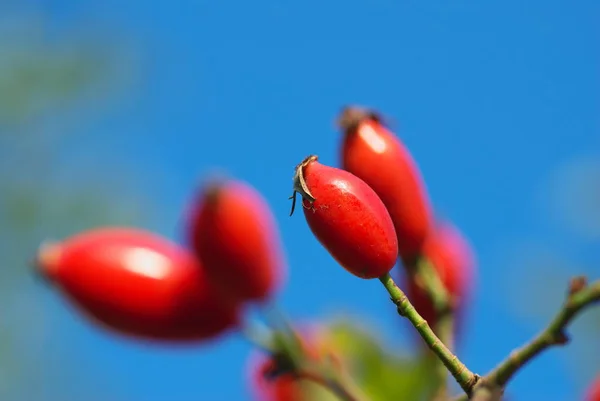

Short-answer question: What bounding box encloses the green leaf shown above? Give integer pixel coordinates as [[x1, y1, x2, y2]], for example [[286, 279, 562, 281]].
[[324, 319, 438, 401]]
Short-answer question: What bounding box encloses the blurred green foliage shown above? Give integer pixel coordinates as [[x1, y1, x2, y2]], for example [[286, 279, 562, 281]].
[[326, 320, 437, 401], [0, 9, 150, 401]]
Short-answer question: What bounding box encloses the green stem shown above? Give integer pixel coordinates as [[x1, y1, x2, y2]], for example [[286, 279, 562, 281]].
[[412, 256, 455, 399], [432, 311, 455, 400], [451, 277, 600, 401], [486, 278, 600, 386], [379, 273, 477, 394], [415, 256, 452, 314]]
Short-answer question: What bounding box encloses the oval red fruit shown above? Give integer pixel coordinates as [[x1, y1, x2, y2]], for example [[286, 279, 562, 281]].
[[291, 155, 398, 279], [403, 221, 475, 332], [187, 178, 286, 303], [338, 106, 433, 263], [36, 227, 240, 342]]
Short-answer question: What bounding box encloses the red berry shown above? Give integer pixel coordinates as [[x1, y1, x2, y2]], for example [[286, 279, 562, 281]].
[[187, 178, 286, 303], [338, 106, 433, 263], [291, 155, 398, 279], [36, 227, 240, 342], [402, 221, 475, 330], [248, 355, 305, 401], [587, 375, 600, 401], [247, 325, 341, 401]]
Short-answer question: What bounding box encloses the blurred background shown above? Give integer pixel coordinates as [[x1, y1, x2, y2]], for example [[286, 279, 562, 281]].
[[0, 1, 598, 400]]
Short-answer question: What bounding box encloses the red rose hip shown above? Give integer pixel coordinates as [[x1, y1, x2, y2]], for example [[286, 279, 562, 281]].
[[587, 375, 600, 401], [291, 155, 398, 279], [187, 178, 286, 303], [338, 106, 434, 263], [35, 227, 240, 342], [403, 221, 475, 331]]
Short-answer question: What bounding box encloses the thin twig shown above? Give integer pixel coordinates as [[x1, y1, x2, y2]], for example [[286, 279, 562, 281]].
[[413, 257, 456, 400], [412, 256, 453, 314], [451, 276, 600, 401], [379, 273, 477, 395], [486, 277, 600, 386]]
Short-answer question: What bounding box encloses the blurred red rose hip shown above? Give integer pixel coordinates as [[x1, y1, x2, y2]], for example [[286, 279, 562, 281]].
[[291, 155, 398, 279], [402, 221, 475, 331], [36, 227, 240, 342], [338, 106, 433, 263], [250, 357, 304, 401], [187, 178, 286, 303], [247, 324, 342, 401], [587, 375, 600, 401]]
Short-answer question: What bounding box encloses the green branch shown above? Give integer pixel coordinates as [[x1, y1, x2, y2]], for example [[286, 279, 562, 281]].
[[379, 273, 477, 395], [451, 276, 600, 400], [413, 256, 453, 315], [411, 256, 456, 400], [486, 277, 600, 386]]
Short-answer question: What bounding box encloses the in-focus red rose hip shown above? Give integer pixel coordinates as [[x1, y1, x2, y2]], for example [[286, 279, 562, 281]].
[[187, 178, 286, 303], [35, 227, 240, 342], [338, 106, 434, 263], [290, 155, 398, 279], [402, 221, 475, 330]]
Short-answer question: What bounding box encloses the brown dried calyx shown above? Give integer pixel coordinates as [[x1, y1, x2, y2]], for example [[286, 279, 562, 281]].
[[288, 155, 318, 216], [336, 105, 383, 134]]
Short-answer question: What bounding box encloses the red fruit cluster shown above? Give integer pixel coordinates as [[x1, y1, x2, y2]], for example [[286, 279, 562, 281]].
[[36, 177, 286, 343], [291, 104, 475, 334]]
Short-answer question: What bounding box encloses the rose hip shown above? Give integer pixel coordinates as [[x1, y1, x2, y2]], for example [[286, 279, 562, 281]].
[[402, 221, 475, 332], [187, 178, 286, 303], [36, 227, 240, 342], [291, 155, 398, 279], [338, 106, 433, 263]]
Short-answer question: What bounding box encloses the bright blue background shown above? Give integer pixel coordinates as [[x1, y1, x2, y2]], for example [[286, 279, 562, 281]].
[[7, 1, 600, 400]]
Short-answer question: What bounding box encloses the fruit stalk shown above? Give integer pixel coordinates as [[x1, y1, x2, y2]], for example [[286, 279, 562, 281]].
[[378, 273, 477, 394], [413, 257, 455, 399], [432, 310, 455, 400], [412, 256, 452, 316]]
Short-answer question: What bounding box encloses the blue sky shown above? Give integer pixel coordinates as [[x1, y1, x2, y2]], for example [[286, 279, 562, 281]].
[[9, 1, 600, 400]]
